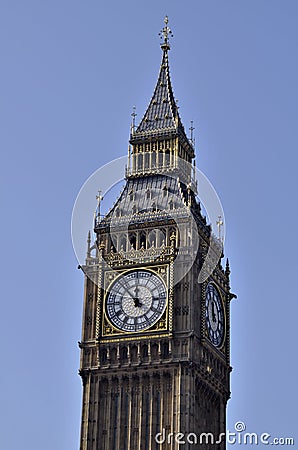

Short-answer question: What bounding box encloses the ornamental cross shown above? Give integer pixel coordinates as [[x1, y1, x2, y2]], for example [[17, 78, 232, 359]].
[[159, 16, 173, 46]]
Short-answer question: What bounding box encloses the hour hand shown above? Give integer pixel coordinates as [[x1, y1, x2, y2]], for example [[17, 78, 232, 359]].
[[133, 297, 142, 307], [211, 302, 217, 323], [134, 286, 139, 297]]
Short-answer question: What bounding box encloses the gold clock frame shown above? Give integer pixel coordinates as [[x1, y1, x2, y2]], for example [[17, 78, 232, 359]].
[[98, 263, 174, 342]]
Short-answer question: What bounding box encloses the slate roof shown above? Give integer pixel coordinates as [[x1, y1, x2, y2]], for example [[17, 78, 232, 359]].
[[133, 47, 187, 139], [96, 174, 190, 230], [95, 173, 211, 244]]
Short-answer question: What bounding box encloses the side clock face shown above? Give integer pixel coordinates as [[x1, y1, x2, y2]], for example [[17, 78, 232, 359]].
[[106, 270, 167, 332], [205, 283, 225, 347]]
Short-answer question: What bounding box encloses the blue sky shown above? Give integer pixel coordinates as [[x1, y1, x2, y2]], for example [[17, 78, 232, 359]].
[[1, 1, 298, 448]]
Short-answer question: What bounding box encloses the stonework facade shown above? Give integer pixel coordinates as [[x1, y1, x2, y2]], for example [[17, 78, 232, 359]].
[[78, 18, 234, 450]]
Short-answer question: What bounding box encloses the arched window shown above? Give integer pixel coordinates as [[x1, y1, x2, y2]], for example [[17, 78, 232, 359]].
[[140, 231, 146, 249], [158, 151, 163, 167], [137, 153, 143, 171], [100, 348, 107, 364], [151, 152, 156, 168], [165, 149, 170, 166], [148, 229, 156, 247], [119, 234, 127, 251], [162, 342, 169, 359], [131, 345, 138, 363], [142, 344, 148, 359], [151, 343, 159, 361], [129, 232, 136, 249], [157, 228, 166, 246], [110, 347, 117, 363], [144, 152, 150, 169], [120, 347, 128, 362]]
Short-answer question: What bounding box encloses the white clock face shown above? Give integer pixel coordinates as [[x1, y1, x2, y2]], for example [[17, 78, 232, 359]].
[[106, 270, 167, 332], [205, 283, 225, 347]]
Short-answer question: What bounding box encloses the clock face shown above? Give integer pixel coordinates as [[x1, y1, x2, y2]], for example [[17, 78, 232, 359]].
[[106, 270, 167, 332], [205, 283, 225, 347]]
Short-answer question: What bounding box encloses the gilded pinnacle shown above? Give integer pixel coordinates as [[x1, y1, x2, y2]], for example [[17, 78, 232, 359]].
[[159, 15, 173, 51]]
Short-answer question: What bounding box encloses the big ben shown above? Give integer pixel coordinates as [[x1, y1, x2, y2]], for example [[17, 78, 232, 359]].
[[77, 17, 235, 450]]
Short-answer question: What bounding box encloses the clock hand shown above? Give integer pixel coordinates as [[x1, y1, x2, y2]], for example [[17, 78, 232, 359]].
[[132, 285, 141, 307], [211, 302, 217, 323], [118, 280, 135, 299], [133, 297, 142, 307]]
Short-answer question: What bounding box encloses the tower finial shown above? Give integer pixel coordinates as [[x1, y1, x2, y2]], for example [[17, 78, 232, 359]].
[[131, 106, 137, 134], [159, 16, 173, 51], [189, 120, 195, 144], [225, 258, 230, 277], [96, 190, 104, 217], [86, 230, 91, 258], [216, 215, 224, 242]]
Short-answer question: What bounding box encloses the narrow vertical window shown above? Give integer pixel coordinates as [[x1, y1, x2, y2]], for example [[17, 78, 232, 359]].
[[112, 393, 118, 450], [123, 392, 129, 450], [145, 391, 150, 448], [155, 391, 161, 450]]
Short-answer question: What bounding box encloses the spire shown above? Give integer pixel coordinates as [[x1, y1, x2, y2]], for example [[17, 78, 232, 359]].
[[225, 258, 230, 278], [86, 230, 91, 259], [132, 17, 186, 139], [127, 17, 195, 181]]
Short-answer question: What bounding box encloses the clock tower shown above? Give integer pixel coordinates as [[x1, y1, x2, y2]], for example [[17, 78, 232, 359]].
[[78, 17, 235, 450]]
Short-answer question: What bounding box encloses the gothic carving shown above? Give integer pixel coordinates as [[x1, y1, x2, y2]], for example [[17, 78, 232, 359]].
[[183, 281, 189, 290], [79, 18, 233, 450], [182, 305, 189, 315]]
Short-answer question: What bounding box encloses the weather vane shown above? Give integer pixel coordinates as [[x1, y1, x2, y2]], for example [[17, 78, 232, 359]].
[[159, 16, 173, 50]]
